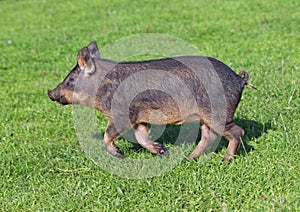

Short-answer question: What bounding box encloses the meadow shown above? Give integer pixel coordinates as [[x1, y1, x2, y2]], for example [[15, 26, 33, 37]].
[[0, 0, 299, 211]]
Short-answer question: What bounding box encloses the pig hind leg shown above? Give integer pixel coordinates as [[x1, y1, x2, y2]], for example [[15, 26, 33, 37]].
[[222, 122, 244, 163], [134, 123, 169, 156], [188, 124, 219, 160]]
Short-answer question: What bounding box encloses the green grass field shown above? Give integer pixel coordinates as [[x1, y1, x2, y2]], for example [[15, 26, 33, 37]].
[[1, 0, 299, 211]]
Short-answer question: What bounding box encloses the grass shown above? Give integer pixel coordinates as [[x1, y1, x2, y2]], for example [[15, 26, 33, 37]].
[[0, 0, 299, 210]]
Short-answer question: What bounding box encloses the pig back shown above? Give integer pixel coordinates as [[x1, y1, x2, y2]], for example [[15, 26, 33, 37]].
[[141, 56, 246, 121]]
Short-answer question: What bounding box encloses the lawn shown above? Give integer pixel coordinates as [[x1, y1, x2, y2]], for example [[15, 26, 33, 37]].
[[0, 0, 299, 211]]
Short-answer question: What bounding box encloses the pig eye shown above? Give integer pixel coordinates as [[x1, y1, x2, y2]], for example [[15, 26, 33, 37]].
[[67, 77, 76, 87]]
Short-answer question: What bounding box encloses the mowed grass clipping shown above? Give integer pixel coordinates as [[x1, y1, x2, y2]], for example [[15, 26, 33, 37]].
[[0, 0, 299, 211]]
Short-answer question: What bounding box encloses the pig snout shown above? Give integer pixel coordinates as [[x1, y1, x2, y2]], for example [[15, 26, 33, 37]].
[[48, 87, 73, 105], [48, 89, 60, 102]]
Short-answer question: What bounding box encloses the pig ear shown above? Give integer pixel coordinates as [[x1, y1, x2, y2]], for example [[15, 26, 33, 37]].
[[77, 47, 96, 75], [87, 41, 100, 58]]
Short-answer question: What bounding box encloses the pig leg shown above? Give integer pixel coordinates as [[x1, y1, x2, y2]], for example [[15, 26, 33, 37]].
[[104, 121, 125, 158], [222, 122, 244, 163], [187, 124, 219, 160], [134, 124, 169, 156]]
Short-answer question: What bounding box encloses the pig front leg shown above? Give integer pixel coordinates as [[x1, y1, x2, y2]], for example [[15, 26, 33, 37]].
[[187, 124, 219, 160], [104, 121, 125, 158], [134, 124, 169, 156]]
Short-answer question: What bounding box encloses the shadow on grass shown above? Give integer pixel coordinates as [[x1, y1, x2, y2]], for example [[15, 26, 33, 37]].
[[92, 118, 272, 158], [215, 119, 272, 157]]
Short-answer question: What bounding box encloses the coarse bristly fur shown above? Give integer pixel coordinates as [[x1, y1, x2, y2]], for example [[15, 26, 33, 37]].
[[48, 41, 256, 163]]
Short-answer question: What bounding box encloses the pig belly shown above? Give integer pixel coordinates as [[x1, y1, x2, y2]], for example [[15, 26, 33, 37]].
[[132, 107, 202, 125]]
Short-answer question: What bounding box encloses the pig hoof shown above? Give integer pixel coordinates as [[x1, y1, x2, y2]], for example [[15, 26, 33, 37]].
[[113, 151, 125, 159], [106, 146, 125, 159], [187, 155, 198, 161], [153, 143, 169, 156], [222, 155, 234, 164]]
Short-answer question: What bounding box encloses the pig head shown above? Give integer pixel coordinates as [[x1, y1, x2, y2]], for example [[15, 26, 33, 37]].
[[48, 41, 101, 107]]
